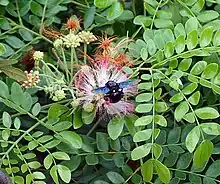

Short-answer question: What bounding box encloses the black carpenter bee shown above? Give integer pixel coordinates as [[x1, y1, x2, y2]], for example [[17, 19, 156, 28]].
[[92, 80, 136, 103]]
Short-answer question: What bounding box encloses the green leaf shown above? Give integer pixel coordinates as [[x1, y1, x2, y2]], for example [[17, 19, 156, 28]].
[[200, 123, 220, 135], [153, 144, 162, 159], [11, 82, 25, 106], [30, 1, 43, 16], [133, 129, 152, 142], [213, 29, 220, 46], [174, 23, 186, 38], [178, 58, 192, 71], [107, 2, 123, 21], [195, 107, 219, 119], [33, 172, 45, 179], [58, 131, 82, 149], [19, 29, 33, 41], [62, 155, 81, 172], [175, 35, 185, 54], [201, 63, 218, 79], [0, 0, 9, 6], [51, 120, 70, 131], [154, 19, 173, 29], [116, 10, 134, 21], [174, 101, 189, 122], [185, 17, 199, 34], [96, 132, 109, 151], [0, 43, 6, 56], [14, 117, 21, 129], [0, 66, 27, 81], [142, 159, 153, 182], [133, 15, 152, 27], [135, 115, 153, 126], [44, 155, 53, 169], [193, 140, 213, 168], [94, 0, 114, 8], [85, 154, 99, 165], [52, 152, 70, 161], [48, 104, 69, 119], [167, 127, 181, 144], [190, 60, 207, 75], [155, 102, 168, 113], [154, 115, 167, 127], [2, 111, 11, 128], [28, 161, 41, 169], [32, 103, 41, 116], [197, 10, 219, 23], [73, 108, 83, 129], [170, 93, 184, 103], [147, 39, 157, 55], [140, 48, 148, 60], [164, 42, 174, 58], [185, 126, 200, 153], [204, 160, 220, 184], [131, 143, 151, 160], [177, 152, 193, 169], [200, 26, 214, 47], [183, 112, 195, 123], [84, 6, 96, 29], [182, 82, 198, 95], [135, 104, 153, 113], [5, 36, 25, 49], [106, 171, 125, 184], [186, 30, 198, 50], [136, 93, 152, 102], [191, 0, 205, 13], [57, 165, 71, 183], [188, 91, 200, 105], [107, 117, 124, 140], [154, 34, 165, 49], [154, 160, 171, 184], [50, 166, 59, 184]]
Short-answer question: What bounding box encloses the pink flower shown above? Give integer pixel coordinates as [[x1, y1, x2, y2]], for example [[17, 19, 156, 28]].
[[74, 60, 138, 116]]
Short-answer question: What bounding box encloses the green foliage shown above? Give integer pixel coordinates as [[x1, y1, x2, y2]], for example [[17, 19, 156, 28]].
[[1, 0, 220, 184]]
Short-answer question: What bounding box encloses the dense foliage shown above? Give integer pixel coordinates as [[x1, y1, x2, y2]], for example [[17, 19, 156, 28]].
[[1, 0, 220, 184]]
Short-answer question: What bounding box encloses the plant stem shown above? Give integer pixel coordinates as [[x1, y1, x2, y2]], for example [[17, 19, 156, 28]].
[[40, 0, 48, 34], [84, 43, 87, 64]]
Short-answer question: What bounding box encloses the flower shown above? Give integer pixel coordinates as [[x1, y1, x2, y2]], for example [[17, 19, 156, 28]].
[[21, 70, 40, 88], [53, 38, 63, 49], [66, 17, 81, 31], [52, 89, 66, 101], [96, 35, 116, 54], [33, 51, 44, 62], [74, 60, 138, 116], [78, 31, 97, 44], [62, 33, 82, 48]]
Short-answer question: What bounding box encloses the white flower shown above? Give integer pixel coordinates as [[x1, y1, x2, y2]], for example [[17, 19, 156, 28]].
[[74, 60, 138, 116], [78, 31, 97, 44], [33, 51, 44, 61], [62, 33, 82, 48], [53, 38, 63, 48]]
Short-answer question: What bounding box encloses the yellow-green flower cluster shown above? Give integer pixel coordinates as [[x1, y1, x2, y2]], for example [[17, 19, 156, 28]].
[[62, 33, 82, 48], [78, 31, 97, 44], [33, 51, 44, 61], [52, 89, 66, 101]]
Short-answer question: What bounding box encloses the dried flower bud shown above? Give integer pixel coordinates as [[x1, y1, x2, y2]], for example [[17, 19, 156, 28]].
[[78, 31, 97, 44], [62, 33, 82, 48], [33, 51, 44, 61], [21, 70, 40, 88]]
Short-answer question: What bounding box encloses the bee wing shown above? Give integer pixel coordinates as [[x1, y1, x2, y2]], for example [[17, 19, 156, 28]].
[[119, 80, 136, 89], [92, 86, 110, 94]]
